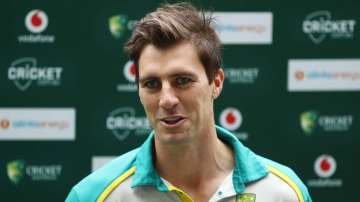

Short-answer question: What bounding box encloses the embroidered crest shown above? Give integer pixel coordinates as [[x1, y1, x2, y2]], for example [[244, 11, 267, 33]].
[[236, 193, 256, 202]]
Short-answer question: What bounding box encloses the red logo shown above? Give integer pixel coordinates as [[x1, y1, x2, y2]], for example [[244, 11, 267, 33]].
[[219, 108, 242, 131], [314, 154, 337, 178], [123, 61, 136, 82], [25, 10, 48, 33]]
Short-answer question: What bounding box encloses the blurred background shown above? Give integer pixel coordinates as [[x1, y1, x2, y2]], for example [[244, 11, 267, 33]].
[[0, 0, 359, 201]]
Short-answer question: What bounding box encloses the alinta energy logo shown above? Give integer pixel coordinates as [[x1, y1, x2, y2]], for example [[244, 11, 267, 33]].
[[302, 10, 356, 44], [300, 110, 354, 135], [307, 154, 343, 187], [212, 12, 273, 44], [109, 15, 138, 40], [288, 59, 360, 92], [117, 60, 137, 92], [0, 108, 75, 141], [224, 67, 259, 84], [106, 107, 151, 141], [18, 9, 55, 43], [7, 160, 62, 185], [219, 107, 248, 140], [7, 57, 63, 91], [1, 118, 70, 131]]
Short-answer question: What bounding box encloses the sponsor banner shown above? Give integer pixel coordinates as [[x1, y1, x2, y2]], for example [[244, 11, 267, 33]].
[[116, 60, 137, 92], [218, 107, 248, 140], [6, 159, 63, 185], [212, 12, 273, 44], [106, 107, 151, 141], [0, 108, 75, 141], [221, 58, 276, 96], [7, 57, 64, 91], [300, 110, 354, 135], [303, 10, 357, 44], [108, 15, 138, 40], [92, 156, 115, 172], [307, 154, 343, 188], [224, 67, 259, 84], [288, 59, 360, 91], [18, 9, 55, 43]]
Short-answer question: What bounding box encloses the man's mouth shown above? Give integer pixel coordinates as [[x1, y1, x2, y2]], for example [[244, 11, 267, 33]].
[[160, 116, 185, 125]]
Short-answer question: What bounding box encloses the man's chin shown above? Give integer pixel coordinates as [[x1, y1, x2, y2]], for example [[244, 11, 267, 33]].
[[155, 130, 192, 145]]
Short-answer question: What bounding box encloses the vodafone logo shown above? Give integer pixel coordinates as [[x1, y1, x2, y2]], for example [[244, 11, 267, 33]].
[[123, 61, 136, 83], [117, 61, 137, 92], [18, 9, 54, 43], [308, 154, 342, 187], [219, 108, 242, 131], [314, 154, 337, 178], [25, 10, 48, 33]]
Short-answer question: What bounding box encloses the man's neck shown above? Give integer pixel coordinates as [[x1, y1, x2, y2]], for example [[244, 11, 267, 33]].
[[154, 127, 234, 201]]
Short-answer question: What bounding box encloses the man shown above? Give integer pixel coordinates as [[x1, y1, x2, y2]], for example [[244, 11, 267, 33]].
[[66, 2, 312, 202]]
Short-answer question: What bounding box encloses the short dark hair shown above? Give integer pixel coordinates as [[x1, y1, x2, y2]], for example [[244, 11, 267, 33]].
[[124, 2, 222, 84]]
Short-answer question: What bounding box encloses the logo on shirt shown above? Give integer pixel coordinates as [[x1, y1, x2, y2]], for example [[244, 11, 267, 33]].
[[302, 11, 356, 44], [236, 193, 256, 202]]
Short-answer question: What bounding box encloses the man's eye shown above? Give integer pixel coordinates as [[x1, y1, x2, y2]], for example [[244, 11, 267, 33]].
[[176, 77, 192, 86], [144, 80, 160, 89]]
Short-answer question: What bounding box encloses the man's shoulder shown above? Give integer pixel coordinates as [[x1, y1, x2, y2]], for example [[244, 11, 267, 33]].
[[254, 155, 312, 202], [65, 148, 140, 202]]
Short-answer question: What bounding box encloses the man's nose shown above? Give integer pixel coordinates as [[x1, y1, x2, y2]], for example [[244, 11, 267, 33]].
[[159, 83, 179, 110]]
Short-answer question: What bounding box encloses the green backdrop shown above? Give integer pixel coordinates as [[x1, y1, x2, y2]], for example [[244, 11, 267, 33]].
[[1, 0, 359, 201]]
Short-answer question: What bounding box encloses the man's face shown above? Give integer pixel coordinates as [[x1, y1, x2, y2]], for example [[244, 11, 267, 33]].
[[138, 41, 223, 144]]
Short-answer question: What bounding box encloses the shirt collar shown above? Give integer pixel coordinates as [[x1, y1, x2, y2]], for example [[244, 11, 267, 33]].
[[131, 126, 268, 193]]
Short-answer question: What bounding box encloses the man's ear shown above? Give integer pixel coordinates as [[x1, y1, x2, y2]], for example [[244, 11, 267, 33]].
[[213, 68, 224, 99]]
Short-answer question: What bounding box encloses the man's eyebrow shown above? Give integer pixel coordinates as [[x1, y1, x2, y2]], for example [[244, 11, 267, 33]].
[[170, 72, 195, 78], [139, 75, 158, 83], [139, 71, 196, 82]]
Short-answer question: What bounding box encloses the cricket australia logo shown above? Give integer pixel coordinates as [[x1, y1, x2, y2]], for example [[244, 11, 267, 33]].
[[8, 58, 37, 91], [7, 160, 26, 185], [7, 57, 63, 91], [106, 107, 151, 141], [236, 193, 256, 202], [302, 11, 356, 44]]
